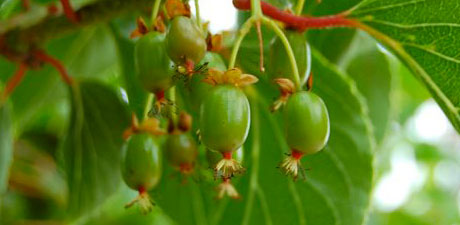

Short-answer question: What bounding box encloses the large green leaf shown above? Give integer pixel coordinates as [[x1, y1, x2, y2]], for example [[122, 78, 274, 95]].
[[0, 103, 13, 196], [345, 32, 392, 143], [350, 0, 460, 132], [155, 50, 374, 225], [110, 22, 149, 120], [61, 81, 130, 218]]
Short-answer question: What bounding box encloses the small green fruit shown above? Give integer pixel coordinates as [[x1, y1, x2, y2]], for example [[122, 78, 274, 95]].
[[135, 32, 175, 94], [200, 85, 250, 153], [164, 133, 197, 173], [166, 16, 207, 64], [122, 133, 162, 191], [284, 91, 330, 155], [188, 53, 227, 112]]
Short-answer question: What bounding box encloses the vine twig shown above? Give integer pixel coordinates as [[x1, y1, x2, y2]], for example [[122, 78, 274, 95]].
[[233, 0, 357, 31], [1, 63, 28, 101], [33, 50, 73, 85]]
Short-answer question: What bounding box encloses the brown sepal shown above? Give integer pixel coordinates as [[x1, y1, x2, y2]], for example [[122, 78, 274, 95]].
[[165, 0, 191, 19], [203, 68, 258, 87], [306, 72, 313, 91], [271, 78, 296, 112], [178, 112, 192, 132], [130, 17, 149, 39], [206, 33, 223, 52], [123, 114, 165, 139], [153, 12, 166, 33]]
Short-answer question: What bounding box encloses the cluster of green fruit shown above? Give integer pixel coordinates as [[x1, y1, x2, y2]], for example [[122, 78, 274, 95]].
[[120, 12, 331, 214]]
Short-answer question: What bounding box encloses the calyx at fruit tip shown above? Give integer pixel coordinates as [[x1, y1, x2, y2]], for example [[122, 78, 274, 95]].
[[203, 68, 258, 87]]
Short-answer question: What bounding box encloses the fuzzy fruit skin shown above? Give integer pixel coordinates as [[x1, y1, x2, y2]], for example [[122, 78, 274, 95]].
[[188, 53, 227, 112], [200, 85, 250, 153], [165, 16, 207, 64], [268, 31, 308, 83], [164, 133, 197, 168], [284, 91, 330, 155], [135, 32, 174, 94], [122, 134, 162, 191]]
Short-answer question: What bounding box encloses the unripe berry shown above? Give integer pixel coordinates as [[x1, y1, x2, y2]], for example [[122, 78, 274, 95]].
[[121, 133, 162, 213], [135, 32, 175, 94], [164, 133, 197, 174], [165, 16, 207, 65], [200, 85, 250, 153], [284, 91, 330, 154]]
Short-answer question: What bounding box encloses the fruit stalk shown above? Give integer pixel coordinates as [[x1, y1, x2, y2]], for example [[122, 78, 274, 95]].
[[295, 0, 305, 15], [151, 0, 162, 26], [261, 17, 301, 89]]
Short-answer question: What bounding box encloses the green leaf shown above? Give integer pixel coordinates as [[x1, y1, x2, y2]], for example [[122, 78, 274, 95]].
[[350, 0, 460, 133], [0, 0, 20, 20], [345, 33, 392, 143], [110, 23, 149, 120], [156, 50, 374, 225], [303, 0, 362, 16], [0, 103, 13, 196], [307, 29, 356, 64], [61, 81, 130, 218]]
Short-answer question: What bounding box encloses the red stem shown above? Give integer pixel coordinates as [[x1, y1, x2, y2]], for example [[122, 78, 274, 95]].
[[60, 0, 79, 23], [2, 63, 28, 99], [138, 186, 147, 195], [22, 0, 30, 10], [155, 90, 165, 102], [233, 0, 357, 30], [33, 50, 74, 85], [291, 149, 304, 160], [222, 152, 233, 160]]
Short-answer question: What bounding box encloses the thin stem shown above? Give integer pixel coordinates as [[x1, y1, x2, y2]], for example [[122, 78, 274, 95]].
[[261, 17, 300, 89], [2, 63, 27, 100], [194, 0, 202, 32], [168, 86, 177, 124], [228, 17, 255, 69], [143, 93, 154, 119], [33, 50, 74, 85], [255, 21, 265, 72], [60, 0, 79, 23], [295, 0, 305, 15], [250, 0, 262, 18], [151, 0, 162, 26]]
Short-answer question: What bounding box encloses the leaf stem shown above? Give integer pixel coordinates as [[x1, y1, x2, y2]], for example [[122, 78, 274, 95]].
[[228, 17, 255, 69], [261, 17, 301, 89], [295, 0, 305, 15], [150, 0, 162, 26]]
